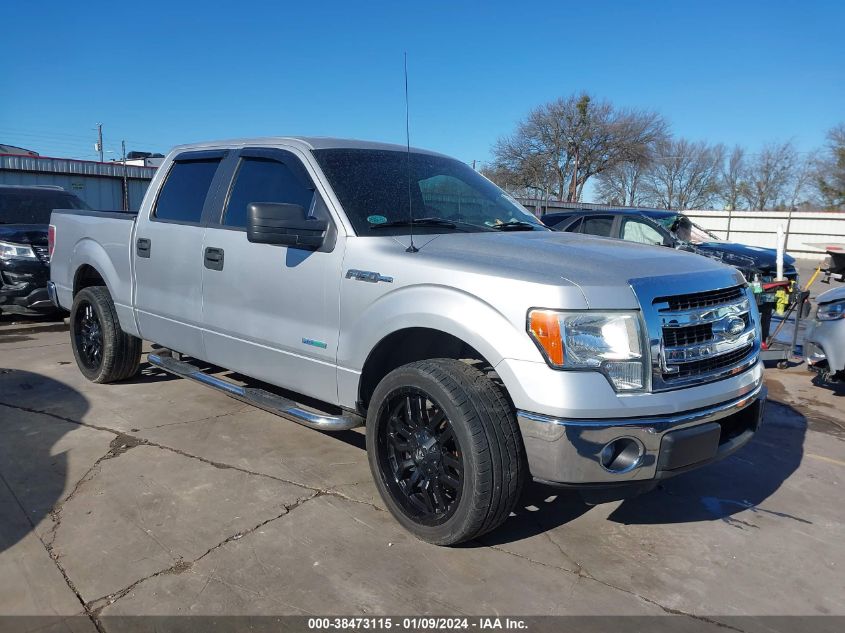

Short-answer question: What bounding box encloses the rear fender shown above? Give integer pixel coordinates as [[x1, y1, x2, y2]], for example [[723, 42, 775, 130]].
[[69, 238, 139, 337]]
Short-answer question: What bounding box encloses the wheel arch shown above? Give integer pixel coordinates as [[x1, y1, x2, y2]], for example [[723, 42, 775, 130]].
[[340, 284, 537, 412], [73, 263, 107, 295], [358, 327, 500, 410], [68, 238, 139, 337]]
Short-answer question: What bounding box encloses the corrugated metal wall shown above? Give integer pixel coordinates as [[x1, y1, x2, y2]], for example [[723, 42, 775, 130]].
[[0, 154, 156, 211]]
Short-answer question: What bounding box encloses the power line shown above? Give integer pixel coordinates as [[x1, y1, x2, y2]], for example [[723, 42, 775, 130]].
[[0, 126, 171, 151]]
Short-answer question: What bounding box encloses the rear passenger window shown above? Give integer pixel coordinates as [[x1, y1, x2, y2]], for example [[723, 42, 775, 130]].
[[581, 216, 614, 237], [562, 218, 582, 232], [223, 158, 315, 228], [154, 159, 221, 223]]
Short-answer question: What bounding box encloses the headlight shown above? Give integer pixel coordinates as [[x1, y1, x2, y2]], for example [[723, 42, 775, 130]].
[[0, 240, 37, 261], [528, 310, 647, 391], [817, 300, 845, 321]]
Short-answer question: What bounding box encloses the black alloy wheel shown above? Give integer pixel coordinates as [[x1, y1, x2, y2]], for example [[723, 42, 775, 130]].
[[377, 388, 464, 526], [366, 359, 525, 545], [74, 300, 103, 371], [69, 286, 142, 383]]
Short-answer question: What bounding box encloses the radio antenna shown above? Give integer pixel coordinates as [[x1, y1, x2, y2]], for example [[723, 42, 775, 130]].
[[404, 52, 418, 253]]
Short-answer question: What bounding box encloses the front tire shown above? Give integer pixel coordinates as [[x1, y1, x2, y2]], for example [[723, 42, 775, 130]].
[[366, 359, 525, 545], [70, 286, 141, 383]]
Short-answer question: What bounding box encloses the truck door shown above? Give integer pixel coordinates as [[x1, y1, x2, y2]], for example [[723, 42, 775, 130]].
[[200, 147, 344, 405], [133, 150, 228, 359]]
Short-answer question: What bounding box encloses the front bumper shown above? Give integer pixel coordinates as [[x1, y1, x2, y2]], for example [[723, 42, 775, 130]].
[[804, 318, 845, 374], [517, 382, 766, 487], [0, 261, 54, 315]]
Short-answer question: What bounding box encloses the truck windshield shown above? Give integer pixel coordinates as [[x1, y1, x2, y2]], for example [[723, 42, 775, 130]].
[[312, 148, 547, 236], [0, 189, 90, 225]]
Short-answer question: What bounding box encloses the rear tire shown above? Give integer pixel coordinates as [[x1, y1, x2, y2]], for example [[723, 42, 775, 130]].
[[70, 286, 141, 383], [366, 359, 525, 545]]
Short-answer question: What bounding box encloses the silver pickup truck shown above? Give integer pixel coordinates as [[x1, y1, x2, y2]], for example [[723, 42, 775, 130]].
[[48, 137, 766, 545]]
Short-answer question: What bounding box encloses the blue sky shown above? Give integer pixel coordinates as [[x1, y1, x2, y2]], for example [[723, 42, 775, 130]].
[[2, 0, 843, 177]]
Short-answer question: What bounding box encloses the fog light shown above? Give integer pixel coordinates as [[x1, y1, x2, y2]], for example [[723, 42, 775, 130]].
[[604, 361, 644, 390], [599, 437, 644, 473]]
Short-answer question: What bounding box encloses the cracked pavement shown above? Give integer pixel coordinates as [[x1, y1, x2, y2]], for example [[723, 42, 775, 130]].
[[1, 318, 843, 631]]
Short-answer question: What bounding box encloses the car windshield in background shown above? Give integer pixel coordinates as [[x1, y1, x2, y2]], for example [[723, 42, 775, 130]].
[[653, 213, 723, 245], [312, 148, 548, 235], [690, 221, 723, 243], [0, 190, 90, 224]]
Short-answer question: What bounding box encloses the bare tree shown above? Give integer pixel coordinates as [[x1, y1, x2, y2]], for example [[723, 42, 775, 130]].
[[815, 124, 845, 208], [742, 142, 797, 210], [487, 132, 560, 199], [640, 138, 724, 209], [787, 156, 815, 208], [594, 158, 651, 206], [720, 145, 746, 210], [489, 93, 666, 201]]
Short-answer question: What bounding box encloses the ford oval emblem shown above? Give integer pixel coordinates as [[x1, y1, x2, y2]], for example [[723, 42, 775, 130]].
[[716, 315, 746, 340]]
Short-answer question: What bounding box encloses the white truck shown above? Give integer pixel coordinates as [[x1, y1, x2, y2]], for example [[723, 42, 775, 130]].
[[48, 137, 766, 545]]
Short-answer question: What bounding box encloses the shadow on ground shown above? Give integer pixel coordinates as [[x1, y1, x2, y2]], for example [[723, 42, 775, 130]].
[[106, 361, 812, 545], [606, 400, 808, 526], [481, 399, 808, 544], [810, 373, 845, 397], [0, 369, 88, 554]]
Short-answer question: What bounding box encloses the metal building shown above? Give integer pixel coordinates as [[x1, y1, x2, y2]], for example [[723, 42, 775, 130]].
[[0, 153, 156, 211]]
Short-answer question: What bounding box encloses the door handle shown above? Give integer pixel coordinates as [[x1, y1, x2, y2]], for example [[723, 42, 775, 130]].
[[136, 238, 151, 258], [204, 246, 224, 271]]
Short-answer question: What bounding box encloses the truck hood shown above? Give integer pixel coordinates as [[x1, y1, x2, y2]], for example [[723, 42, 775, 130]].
[[414, 231, 740, 309], [0, 224, 48, 246], [694, 241, 796, 273]]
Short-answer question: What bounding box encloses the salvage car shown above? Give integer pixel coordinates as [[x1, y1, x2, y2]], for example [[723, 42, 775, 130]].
[[805, 286, 845, 384], [49, 137, 766, 545], [0, 184, 89, 316], [543, 208, 798, 338], [543, 208, 798, 283]]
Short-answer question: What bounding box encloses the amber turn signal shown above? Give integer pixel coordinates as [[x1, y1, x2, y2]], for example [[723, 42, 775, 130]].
[[528, 310, 564, 366]]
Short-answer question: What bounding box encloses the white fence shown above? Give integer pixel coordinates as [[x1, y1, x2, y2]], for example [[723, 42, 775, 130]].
[[683, 209, 845, 261]]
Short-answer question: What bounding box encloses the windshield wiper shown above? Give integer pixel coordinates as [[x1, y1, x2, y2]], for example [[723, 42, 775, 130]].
[[489, 220, 540, 231], [369, 217, 460, 230]]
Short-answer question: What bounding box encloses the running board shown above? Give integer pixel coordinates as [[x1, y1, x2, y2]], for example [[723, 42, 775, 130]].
[[147, 353, 363, 432]]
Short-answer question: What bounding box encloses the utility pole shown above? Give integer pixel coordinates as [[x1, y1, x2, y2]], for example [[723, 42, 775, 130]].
[[121, 140, 129, 211], [96, 123, 104, 162]]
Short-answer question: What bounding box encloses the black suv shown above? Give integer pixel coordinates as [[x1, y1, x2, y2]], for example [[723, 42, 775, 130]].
[[0, 185, 90, 316]]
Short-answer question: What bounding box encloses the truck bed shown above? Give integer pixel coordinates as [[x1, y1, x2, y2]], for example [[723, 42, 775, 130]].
[[49, 208, 139, 334]]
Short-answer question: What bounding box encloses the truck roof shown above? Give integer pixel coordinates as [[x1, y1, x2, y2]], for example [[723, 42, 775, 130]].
[[169, 136, 448, 157]]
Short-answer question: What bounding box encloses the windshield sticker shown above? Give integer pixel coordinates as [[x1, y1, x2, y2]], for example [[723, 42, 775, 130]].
[[367, 215, 388, 225]]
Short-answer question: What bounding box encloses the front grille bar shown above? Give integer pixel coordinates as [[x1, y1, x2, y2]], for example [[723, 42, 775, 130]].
[[630, 271, 760, 392]]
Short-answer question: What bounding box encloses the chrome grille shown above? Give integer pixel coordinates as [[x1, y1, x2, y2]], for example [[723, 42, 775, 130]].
[[658, 286, 744, 311], [670, 343, 754, 379], [663, 322, 712, 347], [631, 272, 760, 392], [31, 245, 50, 264]]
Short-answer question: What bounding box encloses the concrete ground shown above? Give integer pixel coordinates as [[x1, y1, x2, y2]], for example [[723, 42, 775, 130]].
[[0, 312, 843, 631]]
